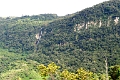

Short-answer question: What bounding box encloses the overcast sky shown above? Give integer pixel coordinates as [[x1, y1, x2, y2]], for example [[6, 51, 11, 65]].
[[0, 0, 109, 17]]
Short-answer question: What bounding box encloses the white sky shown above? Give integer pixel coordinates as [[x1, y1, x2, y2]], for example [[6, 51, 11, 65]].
[[0, 0, 109, 17]]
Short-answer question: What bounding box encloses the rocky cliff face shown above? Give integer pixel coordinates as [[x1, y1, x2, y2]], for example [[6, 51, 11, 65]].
[[74, 16, 120, 32]]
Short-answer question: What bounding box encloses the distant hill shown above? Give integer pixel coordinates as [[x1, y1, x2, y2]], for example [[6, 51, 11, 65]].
[[0, 0, 120, 73]]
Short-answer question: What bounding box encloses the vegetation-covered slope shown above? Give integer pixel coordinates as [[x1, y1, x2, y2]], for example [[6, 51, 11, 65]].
[[0, 14, 59, 53], [0, 0, 120, 74], [28, 0, 120, 72], [0, 48, 43, 80]]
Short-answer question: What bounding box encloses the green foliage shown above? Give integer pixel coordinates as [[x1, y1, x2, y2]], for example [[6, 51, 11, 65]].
[[27, 0, 120, 73], [76, 68, 93, 80], [38, 62, 60, 80], [38, 63, 117, 80], [0, 0, 120, 77], [60, 69, 78, 80], [0, 48, 43, 80], [109, 65, 120, 80], [0, 14, 58, 53]]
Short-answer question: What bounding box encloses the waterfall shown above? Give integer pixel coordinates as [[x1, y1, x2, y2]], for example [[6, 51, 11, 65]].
[[35, 28, 44, 44]]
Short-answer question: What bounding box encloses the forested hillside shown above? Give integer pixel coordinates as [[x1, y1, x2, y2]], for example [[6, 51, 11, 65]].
[[0, 0, 120, 79], [28, 0, 120, 72], [0, 14, 59, 53]]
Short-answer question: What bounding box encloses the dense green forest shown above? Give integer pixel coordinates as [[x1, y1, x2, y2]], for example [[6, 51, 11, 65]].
[[0, 0, 120, 80], [0, 48, 119, 80]]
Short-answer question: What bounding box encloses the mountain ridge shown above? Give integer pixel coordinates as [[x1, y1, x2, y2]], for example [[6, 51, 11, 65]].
[[0, 0, 120, 73]]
